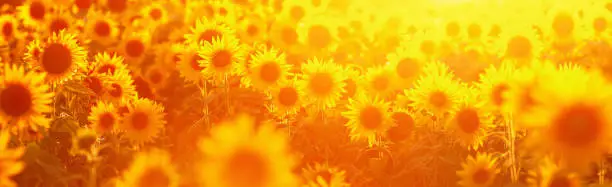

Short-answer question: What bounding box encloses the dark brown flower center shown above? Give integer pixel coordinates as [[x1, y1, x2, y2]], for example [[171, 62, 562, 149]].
[[0, 84, 33, 117], [41, 43, 73, 75]]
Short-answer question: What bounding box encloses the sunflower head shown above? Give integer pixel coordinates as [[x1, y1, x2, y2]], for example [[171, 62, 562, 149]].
[[199, 35, 246, 83], [85, 10, 119, 46], [449, 88, 493, 150], [248, 47, 292, 90], [37, 30, 87, 83], [117, 149, 180, 187], [17, 0, 51, 27], [298, 58, 346, 110], [302, 163, 350, 187], [119, 98, 166, 145], [268, 77, 304, 119], [88, 101, 119, 134], [70, 128, 98, 157], [409, 62, 462, 117], [342, 94, 391, 146], [457, 153, 499, 187], [527, 157, 583, 187], [477, 61, 517, 113], [184, 17, 236, 46]]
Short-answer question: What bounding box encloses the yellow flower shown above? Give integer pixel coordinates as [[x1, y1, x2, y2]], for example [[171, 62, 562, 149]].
[[103, 70, 137, 105], [184, 17, 235, 46], [198, 114, 298, 187], [85, 10, 120, 46], [527, 157, 582, 187], [43, 9, 74, 36], [302, 163, 349, 187], [268, 19, 301, 53], [297, 15, 340, 55], [117, 149, 180, 187], [70, 128, 98, 157], [144, 63, 172, 90], [237, 14, 269, 44], [477, 61, 517, 114], [448, 88, 493, 150], [0, 15, 19, 44], [457, 153, 499, 187], [298, 58, 346, 110], [360, 65, 397, 98], [17, 0, 51, 28], [408, 62, 462, 117], [496, 23, 543, 63], [88, 101, 119, 134], [35, 30, 87, 83], [140, 3, 169, 27], [198, 35, 246, 83], [118, 29, 151, 65], [176, 43, 204, 83], [0, 65, 53, 133], [386, 46, 424, 89], [0, 130, 25, 187], [91, 52, 129, 76], [342, 94, 391, 146], [247, 47, 292, 91], [120, 98, 166, 144]]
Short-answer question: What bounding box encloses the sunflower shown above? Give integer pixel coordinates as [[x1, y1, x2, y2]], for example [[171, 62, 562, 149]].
[[506, 61, 556, 127], [280, 0, 324, 24], [408, 62, 463, 117], [340, 67, 361, 101], [496, 23, 543, 63], [386, 46, 424, 89], [71, 0, 95, 13], [184, 17, 235, 46], [35, 30, 87, 83], [198, 35, 246, 83], [177, 43, 204, 83], [448, 88, 493, 150], [70, 128, 98, 157], [237, 14, 269, 44], [477, 61, 517, 114], [118, 30, 151, 65], [23, 39, 43, 65], [527, 157, 583, 187], [386, 107, 418, 143], [117, 149, 180, 187], [302, 163, 349, 187], [581, 2, 612, 39], [0, 15, 19, 44], [140, 3, 168, 26], [88, 101, 119, 134], [522, 68, 612, 172], [83, 73, 109, 97], [91, 52, 128, 76], [103, 71, 137, 105], [541, 2, 584, 41], [268, 77, 304, 119], [100, 0, 130, 15], [198, 114, 298, 187], [44, 10, 74, 36], [360, 66, 397, 98], [120, 98, 166, 144], [342, 94, 391, 146], [268, 19, 301, 53], [0, 65, 53, 133], [84, 11, 119, 46], [297, 58, 346, 110], [17, 0, 51, 28], [248, 47, 292, 91], [457, 153, 499, 187], [399, 29, 444, 62], [144, 64, 171, 90], [297, 15, 339, 55], [0, 130, 25, 187]]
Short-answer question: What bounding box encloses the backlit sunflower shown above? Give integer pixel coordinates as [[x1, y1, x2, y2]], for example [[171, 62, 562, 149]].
[[144, 64, 171, 90], [448, 88, 493, 150], [44, 10, 74, 36], [342, 94, 391, 146], [35, 30, 87, 83], [477, 61, 517, 114], [17, 0, 51, 28], [496, 23, 543, 63], [184, 17, 235, 46], [248, 47, 292, 91], [198, 114, 298, 187], [522, 68, 612, 172], [268, 19, 301, 53], [91, 52, 128, 76], [581, 2, 612, 39], [0, 130, 25, 187], [408, 62, 463, 117], [70, 128, 98, 157], [119, 30, 151, 65], [0, 15, 19, 44], [360, 66, 397, 98], [103, 71, 137, 105], [177, 43, 204, 83], [117, 149, 180, 187], [302, 163, 349, 187], [84, 11, 119, 46], [527, 157, 582, 187], [199, 36, 246, 83], [386, 107, 419, 143], [280, 0, 324, 23], [457, 153, 499, 187], [237, 14, 269, 44], [23, 39, 43, 65], [88, 101, 119, 134], [386, 46, 424, 89], [297, 58, 346, 110], [120, 98, 166, 144], [0, 65, 53, 133], [297, 15, 339, 55], [268, 77, 304, 119]]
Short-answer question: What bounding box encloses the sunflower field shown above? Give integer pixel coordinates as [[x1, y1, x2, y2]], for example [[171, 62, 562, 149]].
[[4, 0, 612, 186]]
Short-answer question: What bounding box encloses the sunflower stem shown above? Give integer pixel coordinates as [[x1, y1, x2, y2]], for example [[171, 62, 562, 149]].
[[88, 159, 98, 187], [201, 80, 210, 131], [224, 75, 232, 116], [600, 158, 606, 184], [506, 113, 519, 183]]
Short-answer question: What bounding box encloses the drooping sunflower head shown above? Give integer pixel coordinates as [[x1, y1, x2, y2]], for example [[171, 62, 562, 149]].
[[198, 114, 298, 187], [119, 98, 166, 145], [342, 94, 391, 146], [477, 61, 517, 114], [298, 57, 346, 110], [302, 163, 350, 187], [36, 30, 87, 83], [0, 65, 53, 134], [248, 46, 292, 90], [199, 35, 246, 83], [117, 149, 180, 187], [457, 153, 499, 187], [88, 101, 119, 134]]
